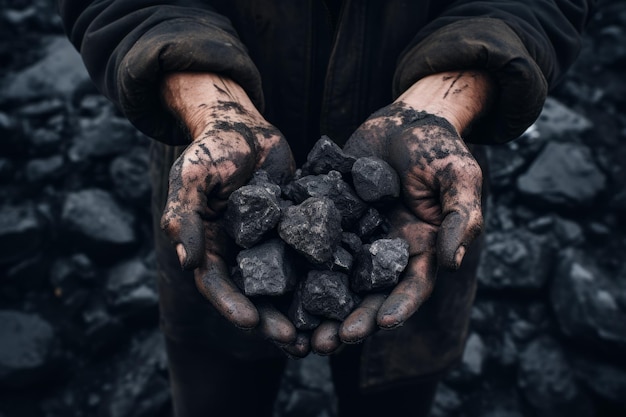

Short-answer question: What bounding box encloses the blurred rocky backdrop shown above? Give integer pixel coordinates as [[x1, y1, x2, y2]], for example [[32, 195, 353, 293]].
[[0, 0, 625, 416]]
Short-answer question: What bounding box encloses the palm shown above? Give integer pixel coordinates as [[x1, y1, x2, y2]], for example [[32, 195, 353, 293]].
[[339, 102, 483, 340], [160, 108, 300, 349]]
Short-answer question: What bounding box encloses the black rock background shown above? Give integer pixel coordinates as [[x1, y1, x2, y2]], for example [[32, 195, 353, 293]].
[[0, 1, 625, 416]]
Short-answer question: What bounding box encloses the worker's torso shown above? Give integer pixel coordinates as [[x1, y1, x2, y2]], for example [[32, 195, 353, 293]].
[[211, 0, 451, 164]]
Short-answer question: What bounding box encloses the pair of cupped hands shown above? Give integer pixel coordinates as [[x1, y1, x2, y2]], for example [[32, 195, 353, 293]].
[[160, 70, 492, 358]]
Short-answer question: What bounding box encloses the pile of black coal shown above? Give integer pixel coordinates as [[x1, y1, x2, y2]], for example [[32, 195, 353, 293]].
[[225, 136, 409, 329]]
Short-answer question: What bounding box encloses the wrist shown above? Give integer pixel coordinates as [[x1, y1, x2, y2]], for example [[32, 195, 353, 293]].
[[395, 70, 496, 135], [160, 72, 262, 139]]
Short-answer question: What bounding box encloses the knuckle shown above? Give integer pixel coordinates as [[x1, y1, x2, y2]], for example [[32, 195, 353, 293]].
[[458, 159, 482, 182], [160, 212, 180, 238], [470, 211, 484, 237]]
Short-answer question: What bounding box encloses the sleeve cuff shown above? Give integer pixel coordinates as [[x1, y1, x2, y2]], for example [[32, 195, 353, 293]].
[[393, 18, 548, 144], [117, 18, 263, 145]]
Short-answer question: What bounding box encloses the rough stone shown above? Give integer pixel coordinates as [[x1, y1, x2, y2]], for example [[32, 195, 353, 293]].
[[18, 98, 65, 118], [81, 300, 126, 354], [302, 271, 358, 321], [462, 388, 524, 417], [109, 150, 151, 203], [526, 215, 554, 233], [5, 254, 49, 290], [50, 254, 95, 312], [551, 249, 626, 351], [431, 384, 462, 417], [351, 156, 400, 202], [351, 238, 409, 293], [340, 232, 362, 255], [553, 216, 585, 246], [446, 332, 487, 384], [0, 112, 22, 156], [518, 337, 592, 417], [68, 114, 137, 161], [486, 144, 528, 189], [2, 36, 91, 101], [79, 94, 112, 117], [288, 282, 322, 331], [25, 155, 65, 183], [247, 169, 282, 198], [61, 189, 136, 253], [106, 259, 158, 316], [355, 207, 385, 239], [234, 239, 296, 296], [278, 197, 343, 264], [477, 229, 555, 291], [225, 184, 282, 248], [0, 158, 14, 182], [284, 171, 367, 227], [301, 136, 357, 175], [460, 332, 486, 377], [572, 354, 626, 406], [517, 142, 606, 209], [328, 246, 353, 273], [533, 97, 593, 139], [50, 254, 95, 285], [0, 203, 44, 264], [99, 331, 170, 417], [287, 354, 334, 394], [29, 127, 63, 154], [0, 311, 57, 387]]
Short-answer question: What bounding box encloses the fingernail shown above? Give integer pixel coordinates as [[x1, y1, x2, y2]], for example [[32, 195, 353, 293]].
[[454, 246, 466, 268], [378, 313, 403, 330], [176, 243, 187, 267], [342, 337, 364, 345]]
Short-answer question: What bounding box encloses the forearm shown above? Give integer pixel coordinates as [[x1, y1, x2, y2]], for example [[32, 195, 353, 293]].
[[396, 70, 496, 135], [161, 73, 262, 139], [58, 0, 262, 144], [393, 0, 593, 144]]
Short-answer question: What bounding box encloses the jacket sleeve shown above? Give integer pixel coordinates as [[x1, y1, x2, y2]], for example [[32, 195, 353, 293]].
[[58, 0, 263, 145], [393, 0, 595, 144]]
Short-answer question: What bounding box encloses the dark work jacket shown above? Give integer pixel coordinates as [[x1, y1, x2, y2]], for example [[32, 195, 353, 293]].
[[58, 0, 593, 163], [58, 0, 593, 388]]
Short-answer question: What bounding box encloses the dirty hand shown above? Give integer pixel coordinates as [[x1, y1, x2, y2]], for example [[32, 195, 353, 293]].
[[160, 73, 305, 354], [332, 71, 495, 346]]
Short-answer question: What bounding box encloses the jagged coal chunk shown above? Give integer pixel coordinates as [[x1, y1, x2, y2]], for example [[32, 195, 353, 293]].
[[319, 245, 355, 273], [302, 271, 358, 321], [518, 337, 593, 417], [0, 203, 45, 264], [109, 151, 151, 203], [288, 282, 322, 330], [61, 189, 136, 255], [351, 156, 400, 202], [225, 184, 282, 248], [352, 238, 409, 293], [278, 197, 342, 264], [105, 259, 158, 317], [301, 136, 357, 175], [330, 246, 353, 273], [100, 330, 170, 417], [551, 249, 626, 352], [0, 311, 58, 387], [283, 171, 367, 227], [356, 207, 385, 238], [341, 232, 363, 255], [477, 229, 555, 291], [25, 155, 65, 183], [233, 239, 296, 296], [248, 169, 282, 198], [517, 142, 606, 209]]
